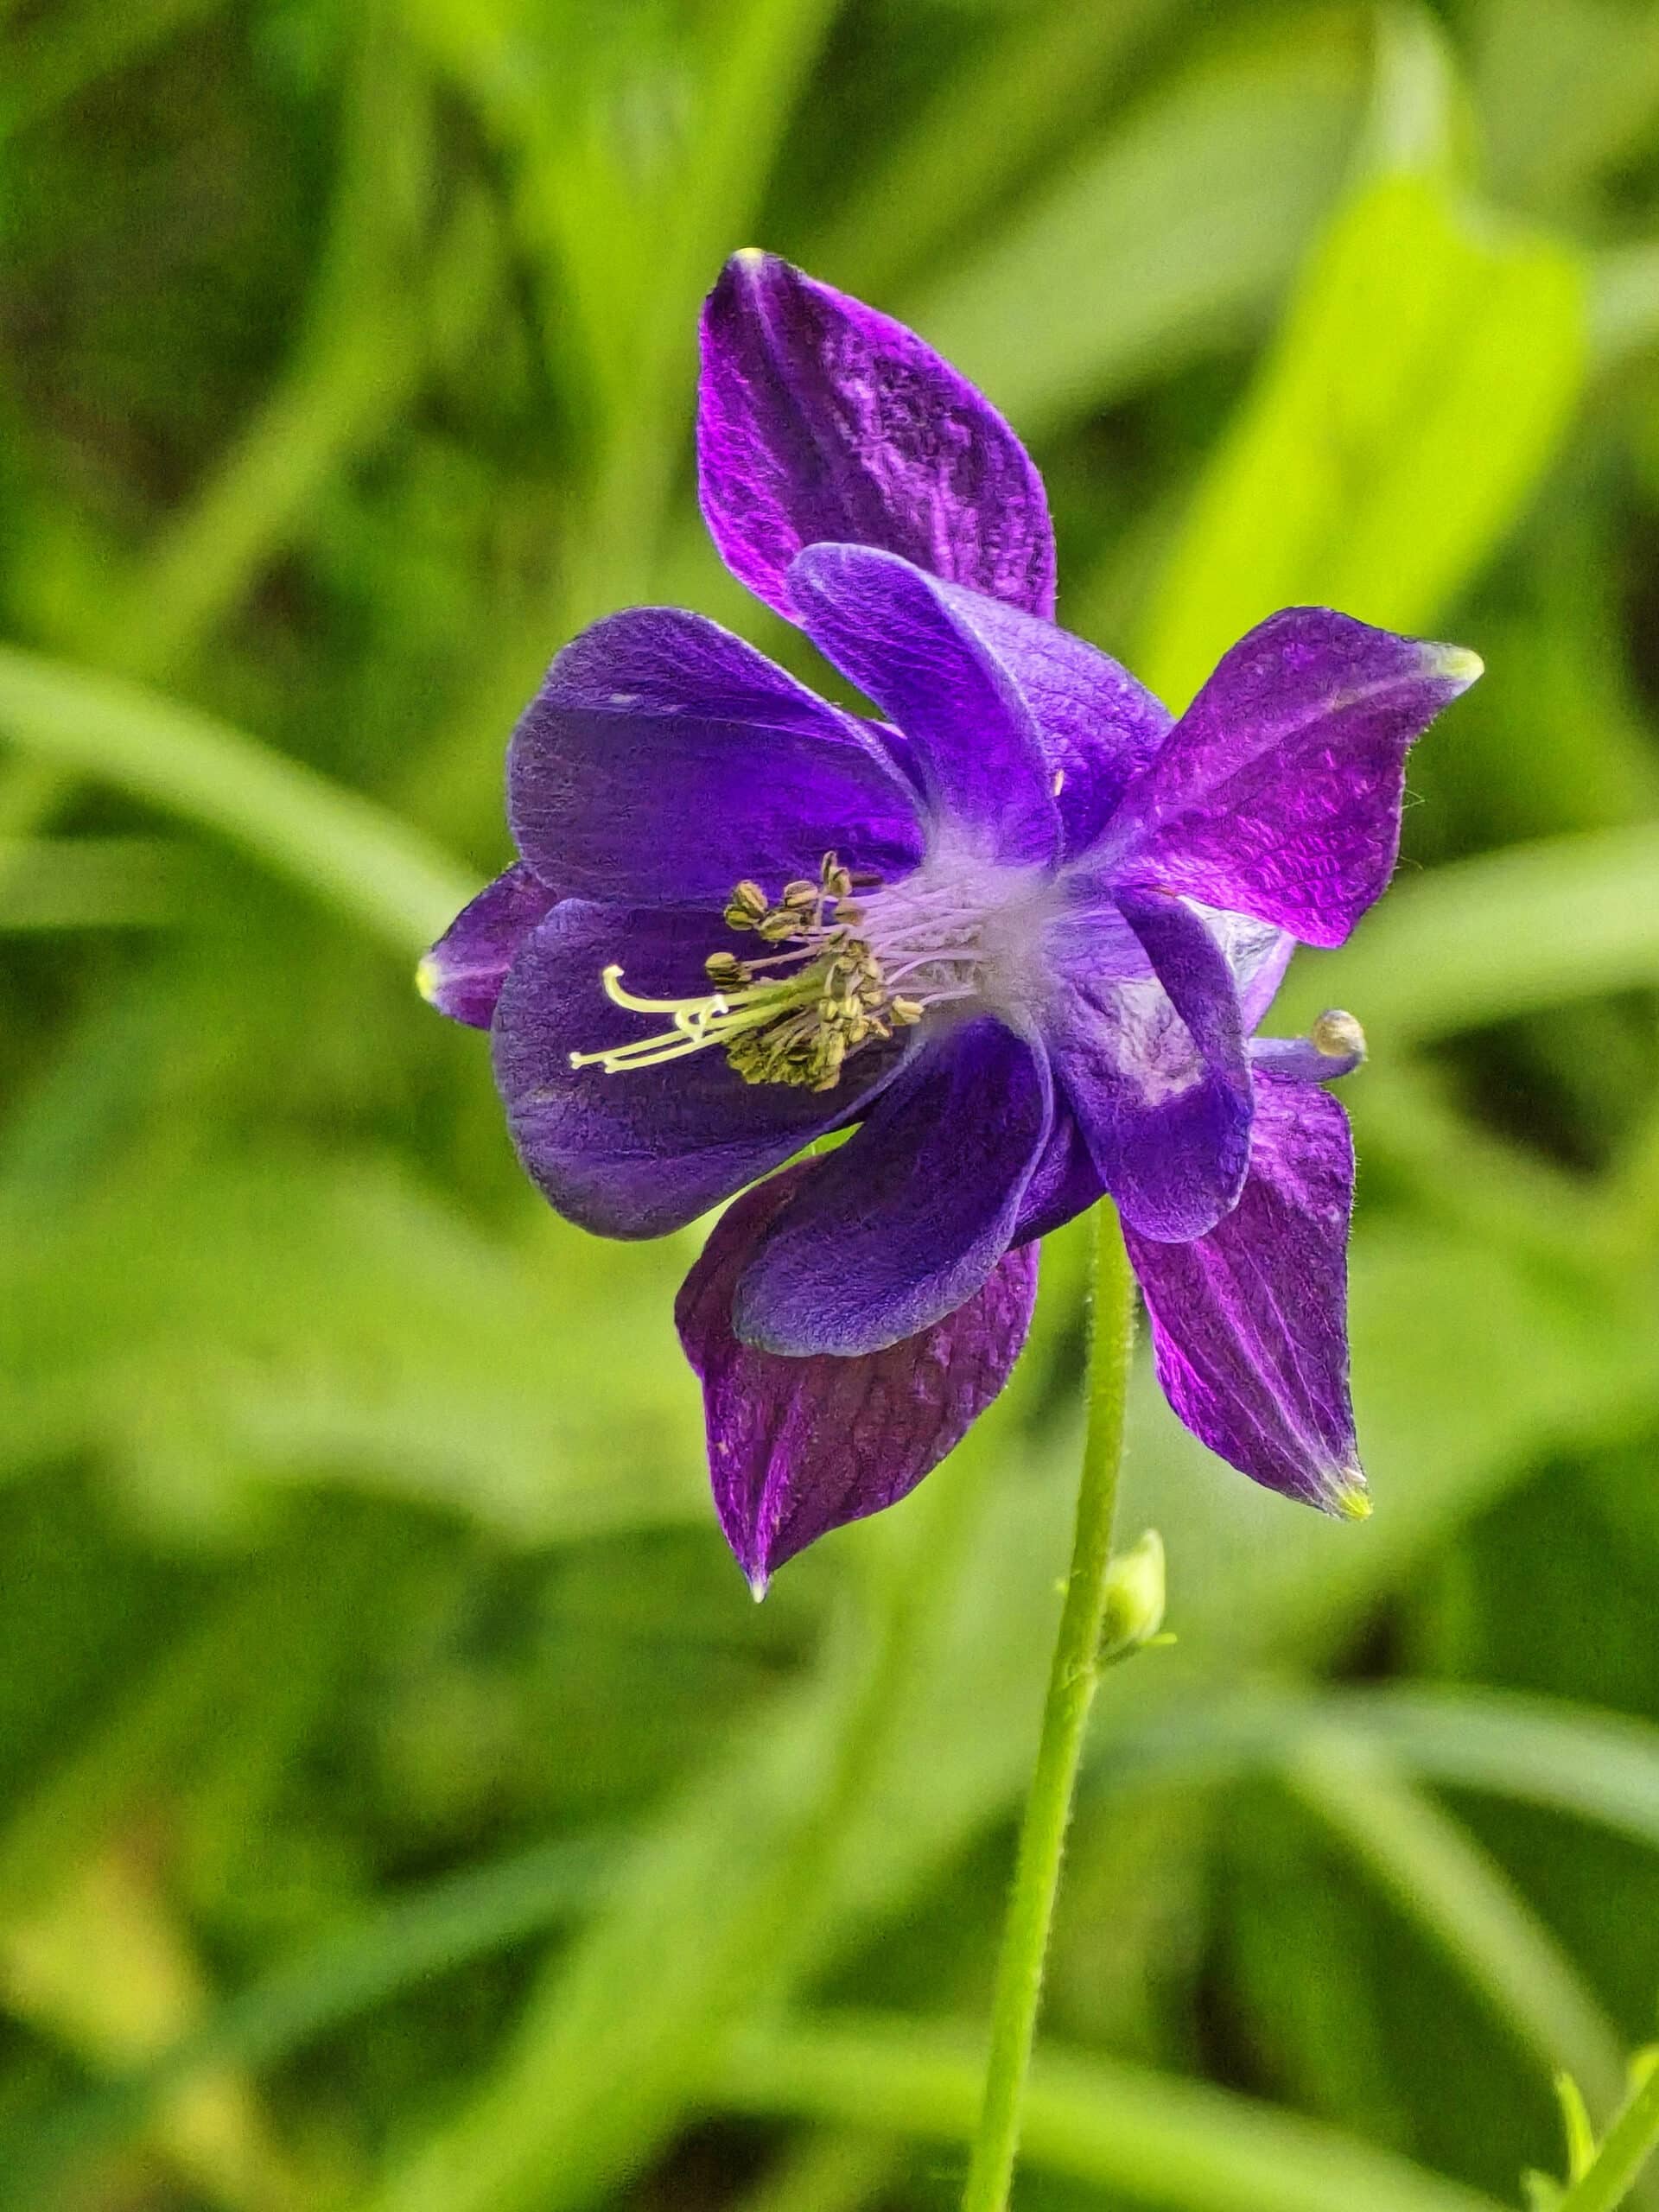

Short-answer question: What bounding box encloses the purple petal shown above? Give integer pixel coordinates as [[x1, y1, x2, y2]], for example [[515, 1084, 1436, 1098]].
[[787, 543, 1058, 865], [1113, 609, 1481, 947], [732, 1017, 1052, 1356], [678, 1162, 1040, 1592], [931, 583, 1172, 859], [697, 251, 1055, 623], [1124, 1077, 1365, 1515], [1014, 1104, 1105, 1244], [1201, 906, 1296, 1032], [508, 607, 923, 906], [417, 863, 558, 1029], [1043, 887, 1252, 1243], [492, 899, 908, 1239]]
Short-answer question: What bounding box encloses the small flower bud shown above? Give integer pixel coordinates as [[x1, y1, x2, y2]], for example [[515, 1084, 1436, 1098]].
[[705, 951, 747, 988], [891, 997, 925, 1025], [1099, 1529, 1166, 1663]]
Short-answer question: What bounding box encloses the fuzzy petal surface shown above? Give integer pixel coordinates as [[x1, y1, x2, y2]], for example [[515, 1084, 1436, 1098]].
[[733, 1016, 1052, 1356], [1114, 608, 1481, 947], [678, 1162, 1039, 1591], [1013, 1105, 1105, 1244], [932, 582, 1172, 857], [788, 543, 1058, 865], [1125, 1077, 1364, 1514], [508, 607, 922, 905], [493, 900, 908, 1239], [1044, 887, 1252, 1243], [418, 862, 557, 1029], [698, 251, 1055, 623]]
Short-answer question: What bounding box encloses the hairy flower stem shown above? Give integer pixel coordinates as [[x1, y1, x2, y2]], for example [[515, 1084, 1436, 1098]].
[[960, 1202, 1140, 2212]]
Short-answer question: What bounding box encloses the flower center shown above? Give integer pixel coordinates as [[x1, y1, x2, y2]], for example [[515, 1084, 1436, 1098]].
[[568, 850, 995, 1092]]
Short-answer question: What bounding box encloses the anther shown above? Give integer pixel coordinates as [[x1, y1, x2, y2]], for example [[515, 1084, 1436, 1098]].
[[1312, 1009, 1367, 1063], [724, 881, 768, 931], [569, 849, 991, 1097]]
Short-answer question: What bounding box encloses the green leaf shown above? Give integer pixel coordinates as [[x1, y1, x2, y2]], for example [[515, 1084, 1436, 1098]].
[[1137, 172, 1585, 708], [1559, 2056, 1659, 2212]]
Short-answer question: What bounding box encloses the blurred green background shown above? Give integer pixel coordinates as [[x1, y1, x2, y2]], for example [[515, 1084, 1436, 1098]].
[[4, 0, 1659, 2207]]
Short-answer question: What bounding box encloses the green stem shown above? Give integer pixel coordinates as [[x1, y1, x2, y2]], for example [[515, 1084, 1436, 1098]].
[[1560, 2063, 1659, 2212], [960, 1201, 1138, 2212]]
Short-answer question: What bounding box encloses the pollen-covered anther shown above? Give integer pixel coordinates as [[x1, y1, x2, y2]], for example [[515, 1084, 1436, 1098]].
[[1312, 1008, 1366, 1063], [568, 852, 996, 1091], [723, 881, 769, 931]]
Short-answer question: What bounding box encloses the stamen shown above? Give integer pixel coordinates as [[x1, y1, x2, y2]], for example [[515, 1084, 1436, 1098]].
[[1312, 1008, 1367, 1063], [569, 852, 995, 1092]]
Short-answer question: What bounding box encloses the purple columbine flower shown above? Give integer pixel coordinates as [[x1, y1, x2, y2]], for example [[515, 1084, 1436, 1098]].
[[419, 250, 1480, 1593]]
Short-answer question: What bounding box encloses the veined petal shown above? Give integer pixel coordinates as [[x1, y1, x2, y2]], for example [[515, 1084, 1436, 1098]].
[[1124, 1077, 1364, 1515], [1014, 1105, 1105, 1244], [698, 251, 1055, 623], [1114, 608, 1481, 948], [417, 862, 557, 1030], [492, 900, 908, 1239], [677, 1162, 1039, 1592], [1044, 887, 1252, 1243], [931, 582, 1172, 859], [733, 1016, 1052, 1356], [787, 543, 1058, 866], [508, 607, 923, 906]]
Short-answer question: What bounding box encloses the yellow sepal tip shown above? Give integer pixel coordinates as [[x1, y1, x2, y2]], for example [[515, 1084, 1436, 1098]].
[[1429, 644, 1484, 686]]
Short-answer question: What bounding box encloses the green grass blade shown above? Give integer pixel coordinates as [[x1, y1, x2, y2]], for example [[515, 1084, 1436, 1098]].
[[1289, 1742, 1630, 2126], [0, 1838, 613, 2202], [810, 0, 1181, 299], [715, 2012, 1511, 2212], [1092, 1685, 1659, 1853], [1275, 822, 1659, 1046], [909, 10, 1369, 437], [0, 646, 474, 955]]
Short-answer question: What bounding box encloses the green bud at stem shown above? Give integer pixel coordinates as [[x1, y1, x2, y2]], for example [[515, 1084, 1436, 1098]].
[[1098, 1529, 1166, 1664]]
